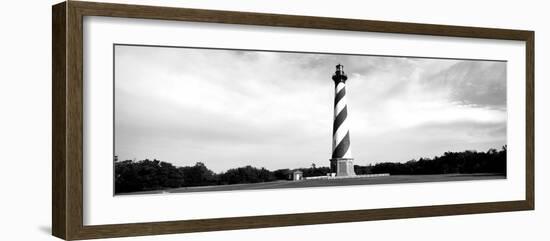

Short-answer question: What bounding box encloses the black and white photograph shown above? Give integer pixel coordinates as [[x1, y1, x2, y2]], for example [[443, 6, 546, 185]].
[[114, 44, 507, 195]]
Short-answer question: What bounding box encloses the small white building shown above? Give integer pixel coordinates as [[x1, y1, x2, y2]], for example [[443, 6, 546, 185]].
[[292, 170, 303, 181]]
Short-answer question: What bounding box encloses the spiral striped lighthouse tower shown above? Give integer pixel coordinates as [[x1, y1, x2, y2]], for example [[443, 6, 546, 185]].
[[330, 64, 356, 176]]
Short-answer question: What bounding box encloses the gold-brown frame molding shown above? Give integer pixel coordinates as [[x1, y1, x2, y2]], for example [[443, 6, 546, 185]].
[[52, 1, 535, 240]]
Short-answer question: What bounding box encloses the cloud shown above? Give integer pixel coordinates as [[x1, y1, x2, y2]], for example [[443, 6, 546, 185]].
[[115, 45, 506, 172], [423, 61, 506, 108]]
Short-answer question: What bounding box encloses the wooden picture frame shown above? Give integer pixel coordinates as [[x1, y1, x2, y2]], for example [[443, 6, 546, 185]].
[[52, 1, 534, 240]]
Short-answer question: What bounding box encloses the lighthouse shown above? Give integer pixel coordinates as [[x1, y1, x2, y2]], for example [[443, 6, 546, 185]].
[[330, 64, 356, 176]]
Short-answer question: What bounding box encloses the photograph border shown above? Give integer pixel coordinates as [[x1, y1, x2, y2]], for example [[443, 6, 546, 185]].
[[52, 1, 534, 240]]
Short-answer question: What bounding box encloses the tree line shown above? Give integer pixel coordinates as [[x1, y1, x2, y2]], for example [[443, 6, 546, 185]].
[[115, 161, 288, 193], [354, 146, 506, 175], [115, 146, 506, 194]]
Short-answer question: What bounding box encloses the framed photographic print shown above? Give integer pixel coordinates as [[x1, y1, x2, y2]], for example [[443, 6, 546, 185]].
[[52, 1, 534, 240]]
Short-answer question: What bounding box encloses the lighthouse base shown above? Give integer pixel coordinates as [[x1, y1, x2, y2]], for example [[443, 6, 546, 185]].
[[330, 158, 356, 177]]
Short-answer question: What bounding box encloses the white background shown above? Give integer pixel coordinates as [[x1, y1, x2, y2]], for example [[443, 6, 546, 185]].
[[0, 0, 547, 240]]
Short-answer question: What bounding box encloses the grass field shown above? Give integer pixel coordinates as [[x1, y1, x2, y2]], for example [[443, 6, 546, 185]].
[[118, 173, 505, 195]]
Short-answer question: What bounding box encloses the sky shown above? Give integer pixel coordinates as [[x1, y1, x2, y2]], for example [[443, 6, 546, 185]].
[[114, 45, 507, 173]]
